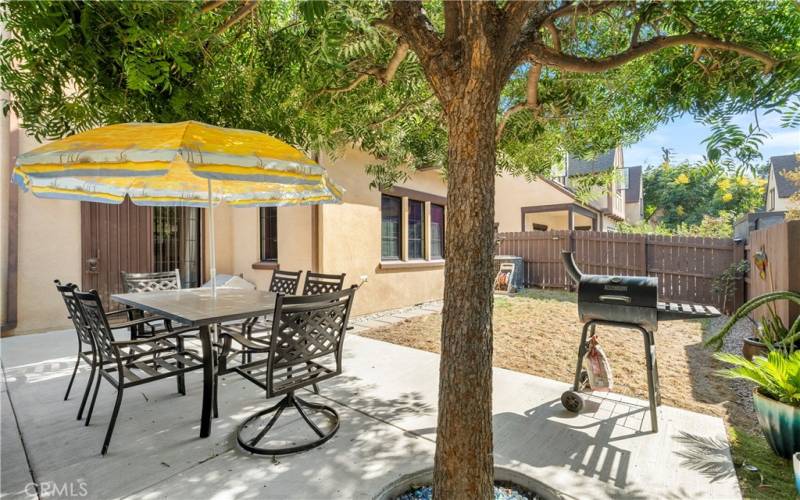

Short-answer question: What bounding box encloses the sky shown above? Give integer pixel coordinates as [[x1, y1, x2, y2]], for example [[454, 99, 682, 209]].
[[623, 110, 799, 169]]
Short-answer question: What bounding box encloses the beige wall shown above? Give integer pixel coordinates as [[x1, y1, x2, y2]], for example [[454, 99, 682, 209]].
[[495, 173, 573, 232], [0, 101, 9, 326], [222, 146, 447, 316], [318, 148, 447, 315], [767, 167, 793, 212], [2, 121, 83, 335], [524, 211, 569, 231], [625, 201, 643, 224], [228, 205, 314, 290]]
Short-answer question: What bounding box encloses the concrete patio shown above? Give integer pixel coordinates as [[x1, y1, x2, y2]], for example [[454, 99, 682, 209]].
[[1, 309, 740, 499]]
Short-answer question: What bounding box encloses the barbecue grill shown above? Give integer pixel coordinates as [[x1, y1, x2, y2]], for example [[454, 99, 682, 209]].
[[560, 251, 721, 432]]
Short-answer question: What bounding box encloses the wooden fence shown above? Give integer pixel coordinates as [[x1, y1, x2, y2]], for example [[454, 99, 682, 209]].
[[497, 230, 744, 311], [745, 221, 800, 326]]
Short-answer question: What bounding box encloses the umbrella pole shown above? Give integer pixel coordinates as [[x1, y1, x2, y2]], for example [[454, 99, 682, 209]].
[[208, 179, 216, 297]]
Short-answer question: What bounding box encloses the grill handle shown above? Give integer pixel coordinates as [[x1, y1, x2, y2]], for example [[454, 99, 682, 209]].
[[561, 251, 583, 284], [599, 295, 632, 304]]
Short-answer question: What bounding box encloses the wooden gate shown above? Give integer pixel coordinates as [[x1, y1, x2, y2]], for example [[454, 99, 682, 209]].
[[81, 200, 154, 308]]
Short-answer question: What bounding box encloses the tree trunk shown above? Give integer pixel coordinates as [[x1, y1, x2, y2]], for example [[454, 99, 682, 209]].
[[433, 89, 500, 499]]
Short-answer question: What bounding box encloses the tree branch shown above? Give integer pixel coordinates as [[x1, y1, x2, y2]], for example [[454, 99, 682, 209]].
[[214, 1, 258, 36], [545, 1, 630, 23], [200, 0, 227, 14], [496, 63, 542, 140], [630, 3, 655, 47], [375, 1, 443, 75], [367, 96, 435, 130], [527, 33, 777, 74], [323, 41, 411, 95], [544, 20, 561, 53]]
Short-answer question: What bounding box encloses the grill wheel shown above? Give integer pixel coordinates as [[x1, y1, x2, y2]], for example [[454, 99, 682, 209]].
[[561, 390, 584, 413]]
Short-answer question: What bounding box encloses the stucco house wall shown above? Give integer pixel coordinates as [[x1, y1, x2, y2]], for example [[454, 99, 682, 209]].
[[318, 148, 447, 315], [2, 114, 84, 334], [494, 173, 574, 232], [2, 129, 450, 333]]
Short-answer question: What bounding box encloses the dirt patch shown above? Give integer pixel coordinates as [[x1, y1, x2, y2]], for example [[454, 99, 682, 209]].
[[359, 289, 756, 431]]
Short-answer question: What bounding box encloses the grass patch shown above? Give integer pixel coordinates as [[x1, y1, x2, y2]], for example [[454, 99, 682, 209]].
[[729, 426, 795, 499]]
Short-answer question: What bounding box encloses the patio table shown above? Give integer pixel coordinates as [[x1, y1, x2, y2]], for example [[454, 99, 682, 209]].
[[112, 287, 277, 438]]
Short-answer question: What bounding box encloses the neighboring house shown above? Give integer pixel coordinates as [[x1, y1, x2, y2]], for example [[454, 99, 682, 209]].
[[1, 114, 448, 335], [494, 146, 643, 232], [765, 153, 800, 212]]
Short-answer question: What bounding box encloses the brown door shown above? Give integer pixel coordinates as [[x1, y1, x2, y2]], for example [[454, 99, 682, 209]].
[[81, 200, 153, 308]]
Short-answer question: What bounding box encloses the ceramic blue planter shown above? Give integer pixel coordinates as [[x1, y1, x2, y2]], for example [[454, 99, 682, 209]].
[[753, 389, 800, 459]]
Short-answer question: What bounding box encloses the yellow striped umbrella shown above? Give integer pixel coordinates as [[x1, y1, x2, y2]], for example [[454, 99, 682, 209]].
[[12, 121, 344, 294]]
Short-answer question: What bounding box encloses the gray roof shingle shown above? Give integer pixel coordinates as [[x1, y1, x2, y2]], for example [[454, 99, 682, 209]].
[[770, 154, 800, 198], [567, 150, 616, 176]]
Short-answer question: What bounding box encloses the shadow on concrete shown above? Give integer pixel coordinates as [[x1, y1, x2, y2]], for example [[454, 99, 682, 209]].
[[672, 431, 737, 483]]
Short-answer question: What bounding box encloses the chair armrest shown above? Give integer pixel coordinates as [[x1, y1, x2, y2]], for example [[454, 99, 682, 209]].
[[167, 325, 199, 336], [109, 316, 166, 330], [112, 331, 180, 347], [106, 309, 134, 318], [219, 331, 270, 351]]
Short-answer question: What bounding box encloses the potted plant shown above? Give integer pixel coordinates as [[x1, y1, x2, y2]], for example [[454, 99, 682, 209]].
[[706, 291, 800, 359], [716, 350, 800, 459]]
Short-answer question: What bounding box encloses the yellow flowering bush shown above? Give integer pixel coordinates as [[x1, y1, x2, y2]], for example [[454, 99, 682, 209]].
[[722, 192, 734, 202], [675, 173, 690, 185]]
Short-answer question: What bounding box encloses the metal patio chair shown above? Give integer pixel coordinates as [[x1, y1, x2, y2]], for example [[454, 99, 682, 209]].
[[75, 289, 205, 455], [220, 270, 303, 365], [56, 280, 168, 420], [302, 271, 346, 295], [218, 286, 357, 455], [120, 270, 195, 339]]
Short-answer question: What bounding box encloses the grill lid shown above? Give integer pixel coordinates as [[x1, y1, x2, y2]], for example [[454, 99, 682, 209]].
[[578, 275, 658, 308]]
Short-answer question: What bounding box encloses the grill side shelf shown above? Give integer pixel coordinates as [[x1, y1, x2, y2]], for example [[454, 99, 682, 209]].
[[657, 302, 721, 321]]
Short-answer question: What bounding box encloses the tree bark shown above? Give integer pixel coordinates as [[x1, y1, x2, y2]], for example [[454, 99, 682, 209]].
[[433, 88, 500, 499]]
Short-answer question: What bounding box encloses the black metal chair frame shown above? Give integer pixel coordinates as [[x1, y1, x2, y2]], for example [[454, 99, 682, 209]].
[[74, 289, 205, 455], [121, 269, 181, 293], [225, 270, 303, 366], [302, 271, 346, 296], [120, 269, 198, 339], [218, 286, 357, 455], [56, 280, 167, 421]]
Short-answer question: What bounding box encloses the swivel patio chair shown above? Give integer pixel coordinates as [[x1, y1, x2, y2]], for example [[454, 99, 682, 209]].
[[218, 286, 357, 455], [74, 289, 205, 455], [56, 280, 167, 420]]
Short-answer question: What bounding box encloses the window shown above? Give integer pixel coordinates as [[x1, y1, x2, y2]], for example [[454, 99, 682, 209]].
[[620, 167, 630, 190], [430, 203, 445, 259], [259, 207, 278, 261], [768, 188, 775, 211], [407, 200, 425, 259], [381, 195, 402, 260], [153, 207, 202, 288]]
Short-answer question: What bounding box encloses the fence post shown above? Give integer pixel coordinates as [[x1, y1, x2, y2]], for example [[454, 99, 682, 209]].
[[639, 235, 648, 276], [732, 239, 745, 313]]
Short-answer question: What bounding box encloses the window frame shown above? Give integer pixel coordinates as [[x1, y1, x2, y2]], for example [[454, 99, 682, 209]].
[[259, 206, 278, 262], [407, 199, 426, 260], [430, 203, 445, 260], [381, 194, 403, 261]]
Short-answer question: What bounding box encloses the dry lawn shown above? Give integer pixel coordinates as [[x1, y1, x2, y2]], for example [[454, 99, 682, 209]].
[[360, 289, 755, 430]]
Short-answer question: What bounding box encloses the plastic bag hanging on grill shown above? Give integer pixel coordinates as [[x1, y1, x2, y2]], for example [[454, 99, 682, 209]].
[[583, 336, 613, 391]]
